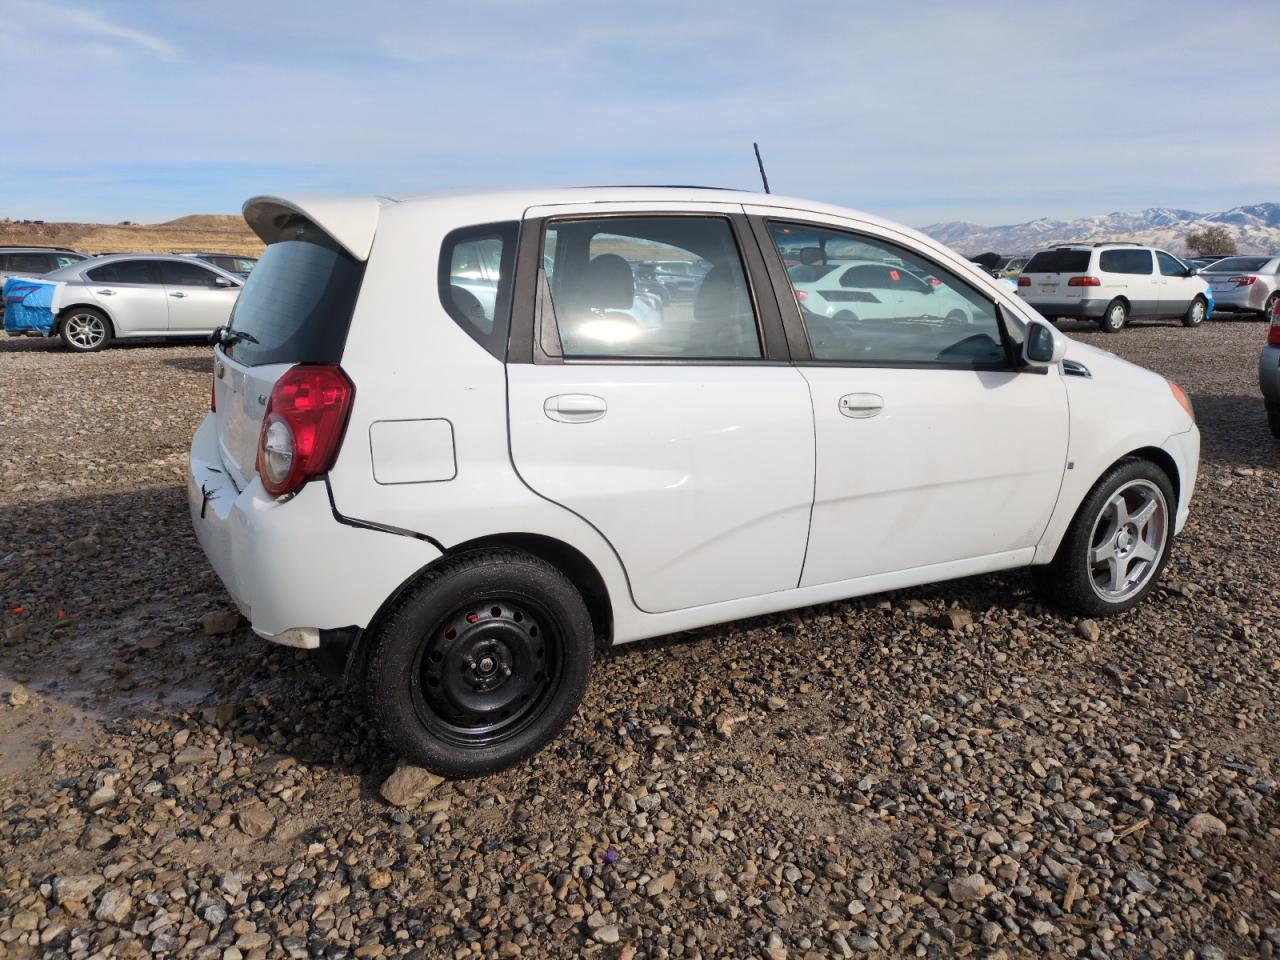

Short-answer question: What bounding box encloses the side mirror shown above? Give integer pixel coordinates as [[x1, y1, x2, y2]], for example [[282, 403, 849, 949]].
[[214, 276, 234, 287], [1186, 266, 1198, 277], [1022, 318, 1067, 368]]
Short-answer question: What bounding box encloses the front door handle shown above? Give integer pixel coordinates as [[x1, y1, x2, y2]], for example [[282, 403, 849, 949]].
[[170, 291, 187, 299], [839, 393, 884, 419], [544, 394, 606, 423], [95, 289, 116, 296]]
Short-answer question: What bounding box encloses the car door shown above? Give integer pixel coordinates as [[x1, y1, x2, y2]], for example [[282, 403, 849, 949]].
[[158, 259, 241, 332], [750, 209, 1069, 587], [505, 206, 816, 614], [1097, 248, 1156, 316], [1154, 250, 1194, 317], [84, 259, 169, 334]]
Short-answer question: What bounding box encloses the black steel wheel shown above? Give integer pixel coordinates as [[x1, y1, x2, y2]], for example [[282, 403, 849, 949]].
[[366, 548, 594, 778]]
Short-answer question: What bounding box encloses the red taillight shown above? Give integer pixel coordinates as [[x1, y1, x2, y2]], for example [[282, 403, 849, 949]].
[[256, 365, 354, 497], [928, 277, 942, 286], [1017, 276, 1030, 287], [1067, 276, 1102, 287], [1268, 302, 1280, 346], [795, 290, 808, 302], [1228, 275, 1256, 287]]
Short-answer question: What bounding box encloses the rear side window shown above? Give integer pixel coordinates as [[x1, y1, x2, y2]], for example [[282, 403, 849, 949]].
[[1024, 249, 1091, 273], [86, 260, 158, 284], [224, 229, 364, 367], [1099, 249, 1154, 275], [439, 221, 519, 359]]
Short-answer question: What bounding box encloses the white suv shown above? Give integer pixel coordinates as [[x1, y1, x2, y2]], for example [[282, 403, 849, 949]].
[[188, 188, 1200, 777], [1017, 243, 1210, 332]]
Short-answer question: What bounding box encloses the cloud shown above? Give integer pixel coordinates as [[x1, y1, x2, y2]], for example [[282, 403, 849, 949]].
[[0, 1, 176, 62]]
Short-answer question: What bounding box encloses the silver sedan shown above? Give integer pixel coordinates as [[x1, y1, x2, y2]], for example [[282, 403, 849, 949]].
[[1200, 255, 1280, 317]]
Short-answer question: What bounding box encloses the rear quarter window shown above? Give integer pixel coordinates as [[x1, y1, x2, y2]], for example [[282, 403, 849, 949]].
[[224, 234, 364, 367], [1098, 249, 1154, 275], [1024, 250, 1091, 273], [439, 221, 519, 360]]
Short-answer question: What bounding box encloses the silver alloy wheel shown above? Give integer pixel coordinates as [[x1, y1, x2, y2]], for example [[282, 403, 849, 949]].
[[1087, 479, 1168, 602], [64, 312, 106, 349]]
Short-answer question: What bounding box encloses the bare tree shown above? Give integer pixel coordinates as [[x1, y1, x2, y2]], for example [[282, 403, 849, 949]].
[[1184, 225, 1238, 256]]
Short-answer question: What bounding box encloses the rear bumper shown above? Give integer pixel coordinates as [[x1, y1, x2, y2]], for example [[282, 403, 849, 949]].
[[187, 413, 442, 644], [1162, 426, 1200, 536], [1019, 297, 1107, 319], [1260, 344, 1280, 405], [1209, 285, 1270, 312]]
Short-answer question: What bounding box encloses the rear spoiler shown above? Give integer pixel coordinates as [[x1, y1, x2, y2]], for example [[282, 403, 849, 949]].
[[242, 196, 387, 261]]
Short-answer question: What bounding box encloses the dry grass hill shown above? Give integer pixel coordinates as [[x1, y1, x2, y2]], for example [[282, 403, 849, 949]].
[[0, 214, 263, 257]]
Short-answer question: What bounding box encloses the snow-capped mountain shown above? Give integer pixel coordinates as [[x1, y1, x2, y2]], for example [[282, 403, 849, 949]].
[[922, 203, 1280, 256]]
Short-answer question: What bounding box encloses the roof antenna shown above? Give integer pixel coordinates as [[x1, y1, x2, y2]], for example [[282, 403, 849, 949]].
[[753, 142, 771, 194]]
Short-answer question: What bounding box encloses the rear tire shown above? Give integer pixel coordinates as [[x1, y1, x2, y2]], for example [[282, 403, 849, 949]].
[[1262, 292, 1278, 321], [59, 308, 112, 352], [1182, 296, 1206, 327], [1032, 458, 1175, 617], [1097, 299, 1127, 333], [365, 549, 594, 778]]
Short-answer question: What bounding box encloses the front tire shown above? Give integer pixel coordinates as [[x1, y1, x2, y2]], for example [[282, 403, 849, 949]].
[[365, 549, 594, 778], [1097, 299, 1127, 333], [1267, 403, 1280, 440], [1262, 292, 1278, 321], [60, 308, 113, 352], [1182, 296, 1206, 327], [1033, 459, 1175, 617]]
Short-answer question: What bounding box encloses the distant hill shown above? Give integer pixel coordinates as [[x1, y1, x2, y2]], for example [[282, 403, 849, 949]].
[[0, 214, 262, 256], [923, 203, 1280, 256]]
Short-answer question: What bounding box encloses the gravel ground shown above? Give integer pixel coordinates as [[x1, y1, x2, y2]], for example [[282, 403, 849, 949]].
[[1, 318, 1278, 960]]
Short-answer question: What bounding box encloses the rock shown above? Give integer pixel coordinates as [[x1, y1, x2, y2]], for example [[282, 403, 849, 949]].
[[87, 785, 116, 810], [52, 874, 104, 905], [236, 804, 275, 839], [201, 610, 241, 635], [1030, 920, 1057, 936], [1187, 813, 1228, 836], [1126, 871, 1156, 895], [714, 710, 748, 737], [945, 610, 973, 631], [765, 932, 787, 960], [592, 925, 620, 944], [95, 888, 132, 924], [6, 684, 30, 707], [1076, 619, 1100, 642], [367, 870, 392, 890], [380, 764, 445, 807], [80, 823, 113, 850], [948, 873, 986, 902], [67, 533, 100, 558], [175, 745, 217, 766]]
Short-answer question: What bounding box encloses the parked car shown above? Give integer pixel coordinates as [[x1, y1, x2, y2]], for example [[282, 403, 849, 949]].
[[179, 252, 258, 279], [0, 246, 88, 317], [1188, 255, 1228, 271], [1261, 298, 1280, 438], [996, 255, 1029, 280], [189, 187, 1200, 777], [1017, 243, 1210, 332], [1197, 255, 1280, 319], [791, 258, 982, 326], [4, 254, 242, 351]]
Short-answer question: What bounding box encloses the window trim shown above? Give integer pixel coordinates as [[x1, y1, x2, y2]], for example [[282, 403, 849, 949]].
[[507, 211, 792, 366], [438, 220, 520, 361], [751, 215, 1018, 372]]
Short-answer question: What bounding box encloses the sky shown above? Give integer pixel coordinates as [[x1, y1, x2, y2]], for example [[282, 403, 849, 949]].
[[1, 0, 1277, 228]]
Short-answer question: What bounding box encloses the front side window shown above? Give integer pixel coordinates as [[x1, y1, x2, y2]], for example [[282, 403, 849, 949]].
[[159, 260, 225, 287], [1156, 251, 1187, 277], [542, 216, 761, 359], [86, 260, 158, 284], [768, 222, 1008, 367], [1099, 249, 1154, 275], [439, 222, 518, 359]]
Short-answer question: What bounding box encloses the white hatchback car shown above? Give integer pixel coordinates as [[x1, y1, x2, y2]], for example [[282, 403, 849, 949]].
[[1017, 243, 1210, 332], [188, 188, 1200, 777]]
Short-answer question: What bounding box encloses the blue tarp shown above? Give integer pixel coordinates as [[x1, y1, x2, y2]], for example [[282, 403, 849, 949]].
[[3, 277, 57, 334]]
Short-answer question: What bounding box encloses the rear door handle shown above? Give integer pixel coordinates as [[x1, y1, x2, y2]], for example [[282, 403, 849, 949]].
[[544, 394, 606, 423], [839, 393, 884, 418], [95, 289, 116, 296], [170, 292, 187, 299]]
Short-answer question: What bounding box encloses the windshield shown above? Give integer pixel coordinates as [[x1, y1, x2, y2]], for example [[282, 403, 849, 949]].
[[1203, 256, 1271, 273], [224, 235, 364, 366]]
